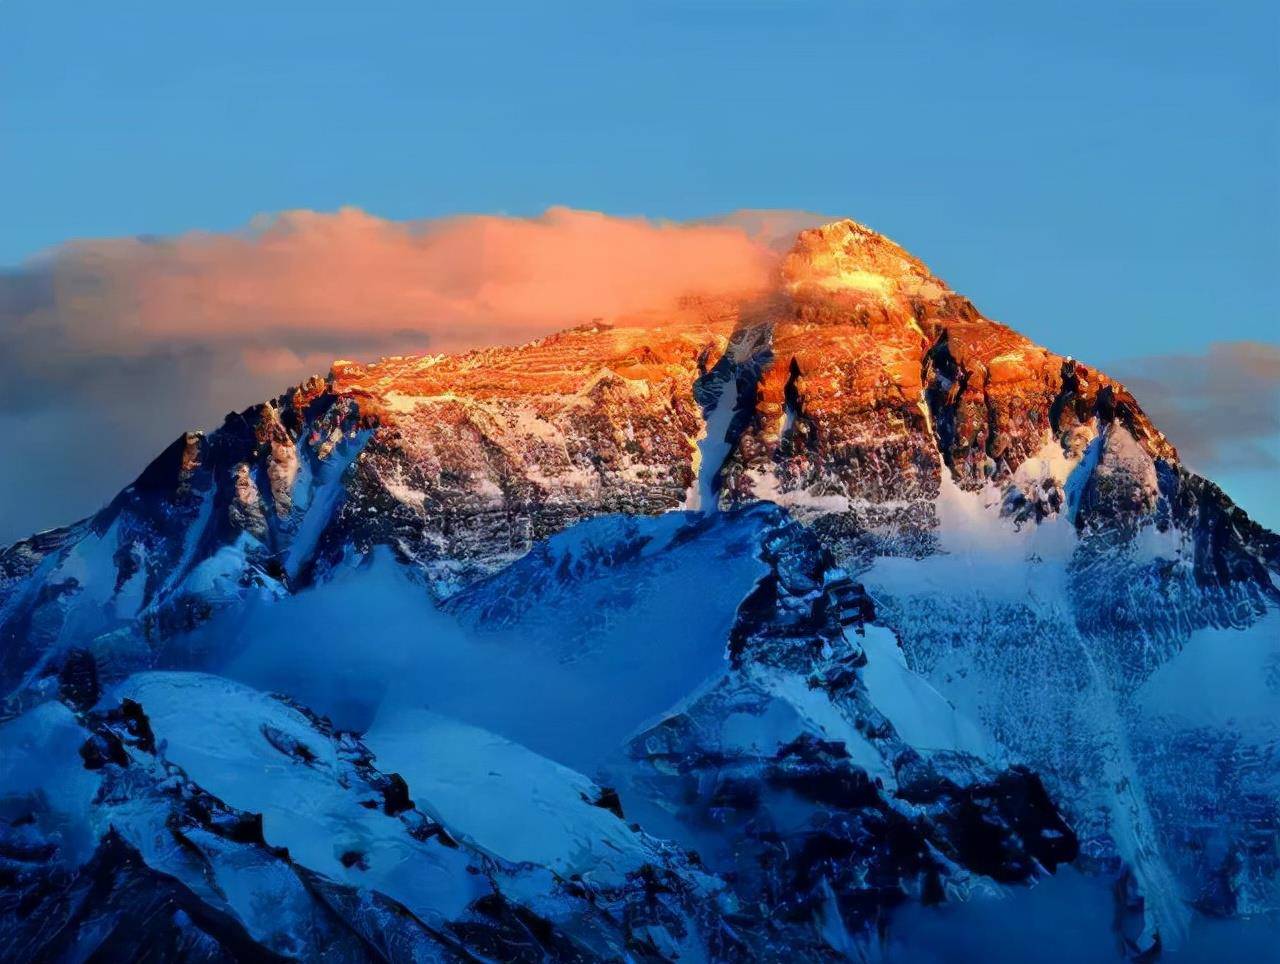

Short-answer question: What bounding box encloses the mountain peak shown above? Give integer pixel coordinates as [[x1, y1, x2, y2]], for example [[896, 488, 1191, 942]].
[[783, 217, 945, 300], [2, 211, 1278, 961]]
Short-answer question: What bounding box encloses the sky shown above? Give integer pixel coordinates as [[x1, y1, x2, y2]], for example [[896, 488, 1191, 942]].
[[1, 0, 1277, 538]]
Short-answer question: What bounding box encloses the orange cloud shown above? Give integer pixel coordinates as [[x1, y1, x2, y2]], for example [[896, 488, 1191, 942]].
[[33, 206, 780, 356], [0, 206, 813, 542]]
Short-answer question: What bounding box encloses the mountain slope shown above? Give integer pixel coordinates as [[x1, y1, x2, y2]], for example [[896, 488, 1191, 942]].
[[2, 219, 1277, 960]]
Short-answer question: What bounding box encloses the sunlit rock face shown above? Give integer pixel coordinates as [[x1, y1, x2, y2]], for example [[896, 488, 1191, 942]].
[[327, 311, 739, 592], [724, 221, 1175, 539], [1, 219, 1277, 961]]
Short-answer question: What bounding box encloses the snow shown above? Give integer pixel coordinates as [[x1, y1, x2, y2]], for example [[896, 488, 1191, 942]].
[[284, 428, 371, 580], [158, 487, 216, 599], [743, 467, 851, 517], [181, 512, 771, 773], [113, 672, 484, 926], [52, 519, 123, 610], [113, 542, 148, 619], [379, 464, 428, 510], [685, 371, 738, 512], [800, 267, 894, 296], [5, 378, 1268, 958], [1137, 611, 1280, 738], [746, 667, 897, 788], [365, 708, 649, 885], [857, 623, 996, 759], [858, 458, 1206, 950], [1065, 434, 1103, 524], [382, 390, 433, 413], [1012, 432, 1087, 497], [1100, 425, 1160, 499], [183, 534, 258, 601], [171, 827, 325, 951], [439, 511, 772, 768], [867, 470, 1076, 609], [0, 701, 100, 865]]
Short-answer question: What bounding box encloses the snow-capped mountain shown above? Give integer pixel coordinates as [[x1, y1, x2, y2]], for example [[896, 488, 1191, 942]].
[[2, 220, 1276, 961]]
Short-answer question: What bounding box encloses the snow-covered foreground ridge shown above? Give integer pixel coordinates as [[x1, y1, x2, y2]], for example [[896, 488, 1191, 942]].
[[1, 219, 1277, 961]]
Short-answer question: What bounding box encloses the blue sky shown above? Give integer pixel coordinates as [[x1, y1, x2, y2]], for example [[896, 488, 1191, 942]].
[[1, 1, 1277, 529]]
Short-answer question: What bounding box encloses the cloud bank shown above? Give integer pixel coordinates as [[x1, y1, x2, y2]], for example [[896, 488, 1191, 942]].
[[6, 205, 791, 370], [0, 206, 824, 542], [1116, 341, 1280, 472]]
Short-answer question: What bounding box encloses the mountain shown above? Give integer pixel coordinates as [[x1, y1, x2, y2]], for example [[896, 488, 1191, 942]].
[[2, 220, 1277, 961]]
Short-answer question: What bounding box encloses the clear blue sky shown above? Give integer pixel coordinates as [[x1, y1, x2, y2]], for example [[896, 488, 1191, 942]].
[[2, 1, 1278, 524]]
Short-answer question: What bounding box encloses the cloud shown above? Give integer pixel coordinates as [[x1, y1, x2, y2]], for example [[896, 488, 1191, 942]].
[[0, 206, 802, 542], [1116, 341, 1280, 472], [10, 206, 781, 358], [697, 209, 835, 251]]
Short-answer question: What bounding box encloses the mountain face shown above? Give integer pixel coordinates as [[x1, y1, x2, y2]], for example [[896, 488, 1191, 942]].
[[2, 220, 1277, 961]]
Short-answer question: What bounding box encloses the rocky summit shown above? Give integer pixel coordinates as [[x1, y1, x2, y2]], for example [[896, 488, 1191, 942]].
[[1, 220, 1277, 962]]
